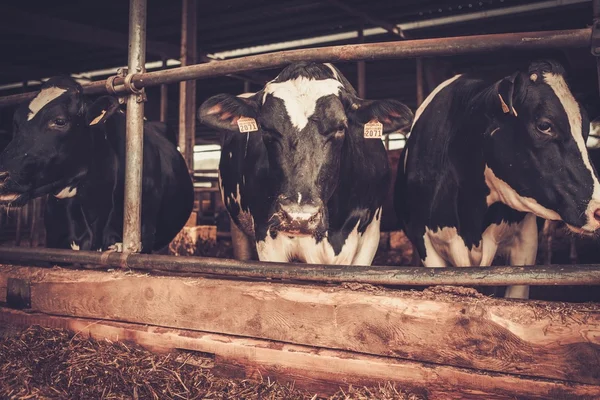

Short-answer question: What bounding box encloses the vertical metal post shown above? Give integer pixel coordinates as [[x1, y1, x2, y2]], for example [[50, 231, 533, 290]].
[[178, 0, 197, 171], [416, 58, 424, 106], [160, 58, 168, 123], [357, 25, 366, 98], [123, 0, 147, 253], [593, 0, 600, 96]]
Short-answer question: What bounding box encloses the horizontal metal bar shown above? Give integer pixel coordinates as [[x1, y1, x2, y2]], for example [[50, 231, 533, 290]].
[[0, 28, 590, 108], [0, 246, 599, 286]]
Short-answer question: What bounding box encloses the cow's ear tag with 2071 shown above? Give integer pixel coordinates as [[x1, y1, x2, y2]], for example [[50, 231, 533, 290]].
[[364, 119, 383, 139], [237, 117, 258, 133]]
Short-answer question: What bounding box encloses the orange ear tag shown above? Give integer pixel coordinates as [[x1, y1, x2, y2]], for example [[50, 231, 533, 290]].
[[237, 117, 258, 133], [364, 119, 383, 139]]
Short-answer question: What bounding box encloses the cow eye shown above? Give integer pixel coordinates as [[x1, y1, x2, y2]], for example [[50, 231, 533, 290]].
[[536, 121, 552, 135], [53, 118, 67, 127]]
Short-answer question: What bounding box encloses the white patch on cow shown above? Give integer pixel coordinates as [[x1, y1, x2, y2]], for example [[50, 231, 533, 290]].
[[323, 63, 340, 80], [263, 77, 343, 130], [587, 120, 600, 149], [421, 214, 536, 299], [544, 72, 600, 231], [256, 208, 381, 265], [228, 183, 255, 236], [297, 192, 302, 205], [70, 241, 80, 251], [54, 186, 77, 199], [27, 87, 67, 121], [484, 165, 561, 221], [411, 74, 462, 131]]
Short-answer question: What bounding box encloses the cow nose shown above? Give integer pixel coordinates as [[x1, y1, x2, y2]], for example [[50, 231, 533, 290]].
[[278, 197, 322, 222], [594, 209, 600, 223]]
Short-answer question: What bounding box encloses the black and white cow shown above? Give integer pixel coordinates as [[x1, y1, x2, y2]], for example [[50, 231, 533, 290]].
[[395, 60, 600, 298], [0, 76, 194, 253], [199, 62, 413, 264]]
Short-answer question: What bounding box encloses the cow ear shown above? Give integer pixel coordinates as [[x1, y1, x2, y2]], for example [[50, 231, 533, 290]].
[[350, 99, 414, 134], [198, 93, 258, 132], [86, 96, 121, 126], [495, 72, 520, 117]]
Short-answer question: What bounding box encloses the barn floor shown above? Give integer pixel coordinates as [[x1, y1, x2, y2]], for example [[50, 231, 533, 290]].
[[0, 325, 421, 400]]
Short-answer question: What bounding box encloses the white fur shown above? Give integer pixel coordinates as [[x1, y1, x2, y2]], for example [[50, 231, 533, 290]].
[[484, 165, 561, 221], [421, 214, 538, 299], [70, 241, 80, 251], [263, 77, 343, 130], [256, 208, 381, 266], [27, 87, 67, 121], [544, 73, 600, 232], [54, 186, 77, 199], [411, 74, 462, 131], [587, 121, 600, 149]]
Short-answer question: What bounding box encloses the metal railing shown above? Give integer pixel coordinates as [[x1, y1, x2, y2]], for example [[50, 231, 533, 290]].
[[0, 0, 598, 287]]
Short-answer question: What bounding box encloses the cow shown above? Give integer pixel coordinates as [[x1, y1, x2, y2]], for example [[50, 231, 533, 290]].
[[198, 62, 413, 265], [394, 59, 600, 299], [0, 76, 194, 253]]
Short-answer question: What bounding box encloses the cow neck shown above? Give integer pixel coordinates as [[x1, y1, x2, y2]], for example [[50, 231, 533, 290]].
[[326, 122, 389, 233]]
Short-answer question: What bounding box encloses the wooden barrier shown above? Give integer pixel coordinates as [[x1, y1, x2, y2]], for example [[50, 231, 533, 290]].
[[1, 264, 599, 398]]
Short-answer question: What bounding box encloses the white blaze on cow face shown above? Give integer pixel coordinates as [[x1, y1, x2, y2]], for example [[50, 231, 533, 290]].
[[544, 73, 600, 231], [27, 87, 67, 121], [263, 77, 343, 130]]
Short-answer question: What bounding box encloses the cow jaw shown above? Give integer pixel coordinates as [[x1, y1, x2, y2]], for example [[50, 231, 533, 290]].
[[484, 165, 561, 221]]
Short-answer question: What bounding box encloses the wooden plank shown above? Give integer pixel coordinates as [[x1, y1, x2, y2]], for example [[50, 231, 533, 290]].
[[0, 265, 599, 386], [1, 308, 598, 400]]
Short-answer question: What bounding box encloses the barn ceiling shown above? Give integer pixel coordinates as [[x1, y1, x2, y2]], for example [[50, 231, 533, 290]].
[[0, 0, 597, 141]]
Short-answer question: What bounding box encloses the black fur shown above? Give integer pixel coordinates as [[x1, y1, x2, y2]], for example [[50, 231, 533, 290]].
[[0, 76, 194, 253]]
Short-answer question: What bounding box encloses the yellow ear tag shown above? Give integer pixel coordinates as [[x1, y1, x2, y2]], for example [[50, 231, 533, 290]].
[[89, 109, 107, 126], [498, 94, 510, 114], [364, 119, 383, 139], [237, 117, 258, 133]]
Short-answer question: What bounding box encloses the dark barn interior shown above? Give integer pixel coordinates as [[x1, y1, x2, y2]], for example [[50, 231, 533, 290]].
[[0, 1, 600, 399]]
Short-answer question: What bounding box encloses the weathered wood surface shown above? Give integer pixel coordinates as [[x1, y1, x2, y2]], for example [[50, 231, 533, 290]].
[[1, 265, 599, 386], [2, 308, 599, 400]]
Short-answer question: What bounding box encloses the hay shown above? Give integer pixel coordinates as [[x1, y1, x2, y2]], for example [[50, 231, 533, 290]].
[[0, 325, 421, 400]]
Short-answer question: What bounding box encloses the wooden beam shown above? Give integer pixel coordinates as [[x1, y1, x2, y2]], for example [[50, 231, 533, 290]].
[[1, 265, 599, 386], [0, 7, 179, 59], [326, 0, 404, 38], [178, 0, 197, 170], [2, 308, 599, 400]]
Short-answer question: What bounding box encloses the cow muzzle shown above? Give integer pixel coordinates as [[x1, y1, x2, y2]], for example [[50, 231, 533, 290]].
[[271, 196, 324, 236]]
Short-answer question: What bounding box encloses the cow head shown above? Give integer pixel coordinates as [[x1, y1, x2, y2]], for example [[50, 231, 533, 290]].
[[484, 60, 600, 234], [0, 76, 120, 206], [199, 62, 412, 237]]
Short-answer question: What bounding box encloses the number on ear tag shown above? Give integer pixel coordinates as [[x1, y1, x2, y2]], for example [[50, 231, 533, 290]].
[[364, 120, 383, 139], [237, 117, 258, 133]]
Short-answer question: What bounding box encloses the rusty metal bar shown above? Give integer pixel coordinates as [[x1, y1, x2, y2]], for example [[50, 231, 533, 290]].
[[178, 0, 197, 170], [357, 25, 366, 98], [0, 28, 591, 108], [122, 0, 147, 253], [160, 59, 169, 123], [416, 58, 424, 106], [0, 246, 599, 286]]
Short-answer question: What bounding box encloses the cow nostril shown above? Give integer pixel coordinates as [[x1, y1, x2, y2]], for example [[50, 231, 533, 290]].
[[594, 209, 600, 223]]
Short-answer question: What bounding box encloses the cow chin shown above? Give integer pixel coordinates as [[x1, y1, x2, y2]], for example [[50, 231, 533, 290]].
[[564, 223, 598, 237]]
